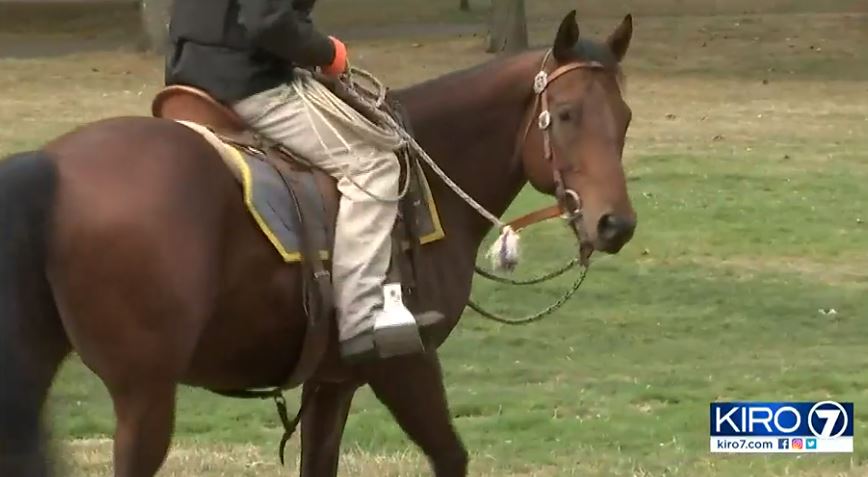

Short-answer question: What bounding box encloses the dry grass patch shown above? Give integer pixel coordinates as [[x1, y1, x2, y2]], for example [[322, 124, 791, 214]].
[[622, 76, 868, 157], [689, 456, 868, 477], [684, 255, 868, 288], [60, 439, 868, 477], [61, 439, 565, 477]]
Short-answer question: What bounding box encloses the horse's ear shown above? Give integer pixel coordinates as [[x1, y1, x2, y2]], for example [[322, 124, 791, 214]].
[[607, 14, 633, 62], [553, 10, 580, 62]]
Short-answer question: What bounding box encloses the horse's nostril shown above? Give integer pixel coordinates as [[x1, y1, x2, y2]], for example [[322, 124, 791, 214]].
[[597, 213, 636, 245], [597, 214, 618, 239]]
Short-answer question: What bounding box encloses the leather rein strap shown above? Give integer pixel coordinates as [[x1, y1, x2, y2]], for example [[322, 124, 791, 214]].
[[505, 204, 561, 232]]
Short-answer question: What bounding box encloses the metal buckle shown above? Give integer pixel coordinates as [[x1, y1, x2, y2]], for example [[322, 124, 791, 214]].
[[538, 110, 551, 130], [559, 189, 583, 221], [533, 71, 548, 94]]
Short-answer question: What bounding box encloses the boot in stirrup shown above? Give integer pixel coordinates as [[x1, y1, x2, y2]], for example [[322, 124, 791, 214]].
[[374, 283, 446, 358], [340, 283, 445, 363]]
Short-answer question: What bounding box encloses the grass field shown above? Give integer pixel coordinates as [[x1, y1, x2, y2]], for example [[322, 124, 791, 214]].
[[1, 2, 867, 476]]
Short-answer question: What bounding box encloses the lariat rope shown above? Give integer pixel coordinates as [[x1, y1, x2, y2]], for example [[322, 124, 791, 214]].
[[298, 64, 591, 323], [295, 65, 521, 271]]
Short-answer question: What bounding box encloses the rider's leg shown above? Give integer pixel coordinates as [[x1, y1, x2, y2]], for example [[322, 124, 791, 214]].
[[231, 77, 442, 361], [331, 148, 401, 355]]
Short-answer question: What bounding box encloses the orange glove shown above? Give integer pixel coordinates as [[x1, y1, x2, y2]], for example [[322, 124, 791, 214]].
[[322, 36, 348, 76]]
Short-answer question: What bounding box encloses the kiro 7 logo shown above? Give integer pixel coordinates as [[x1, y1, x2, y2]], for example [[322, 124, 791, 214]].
[[807, 401, 849, 438], [711, 401, 853, 438]]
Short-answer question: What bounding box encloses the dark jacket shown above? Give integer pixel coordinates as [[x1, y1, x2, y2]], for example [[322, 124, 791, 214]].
[[165, 0, 336, 104]]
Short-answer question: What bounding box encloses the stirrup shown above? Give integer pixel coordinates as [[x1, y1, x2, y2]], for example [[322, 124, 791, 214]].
[[373, 283, 424, 357]]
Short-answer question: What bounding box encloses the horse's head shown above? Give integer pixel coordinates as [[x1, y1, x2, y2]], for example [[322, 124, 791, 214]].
[[520, 11, 636, 261]]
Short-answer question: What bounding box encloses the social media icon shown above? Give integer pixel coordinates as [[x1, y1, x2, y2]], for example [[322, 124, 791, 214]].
[[778, 438, 789, 449], [792, 438, 804, 450], [806, 438, 817, 449]]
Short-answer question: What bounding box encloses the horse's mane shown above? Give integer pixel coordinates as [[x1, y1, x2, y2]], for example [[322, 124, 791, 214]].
[[398, 38, 625, 98]]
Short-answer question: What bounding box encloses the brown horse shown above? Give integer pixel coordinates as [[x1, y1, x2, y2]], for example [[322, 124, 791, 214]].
[[0, 11, 635, 477]]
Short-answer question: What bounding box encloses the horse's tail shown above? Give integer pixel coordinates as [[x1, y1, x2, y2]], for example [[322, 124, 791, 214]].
[[0, 151, 65, 476]]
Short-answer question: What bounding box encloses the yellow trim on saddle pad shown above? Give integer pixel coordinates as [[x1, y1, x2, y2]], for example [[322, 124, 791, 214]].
[[175, 120, 307, 262], [413, 163, 446, 246], [224, 145, 315, 262], [174, 120, 445, 263]]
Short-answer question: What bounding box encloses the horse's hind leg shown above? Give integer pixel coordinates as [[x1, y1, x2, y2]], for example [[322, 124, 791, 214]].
[[53, 242, 215, 477], [364, 353, 468, 477], [71, 297, 204, 477], [68, 295, 197, 477], [66, 290, 209, 477], [108, 382, 178, 477]]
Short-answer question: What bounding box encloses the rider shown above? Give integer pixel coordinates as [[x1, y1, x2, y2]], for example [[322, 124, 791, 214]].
[[164, 0, 443, 363]]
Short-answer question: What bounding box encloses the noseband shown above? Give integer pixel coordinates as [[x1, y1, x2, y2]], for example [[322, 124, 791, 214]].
[[515, 50, 605, 241]]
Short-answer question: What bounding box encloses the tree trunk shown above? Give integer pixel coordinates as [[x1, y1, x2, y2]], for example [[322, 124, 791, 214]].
[[140, 0, 172, 53], [459, 0, 470, 11], [485, 0, 527, 54]]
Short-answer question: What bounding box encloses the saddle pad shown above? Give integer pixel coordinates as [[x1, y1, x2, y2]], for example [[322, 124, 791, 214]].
[[176, 120, 445, 263]]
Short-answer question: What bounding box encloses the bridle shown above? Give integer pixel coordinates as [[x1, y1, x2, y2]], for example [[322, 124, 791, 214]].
[[467, 53, 604, 322], [463, 51, 610, 324], [514, 50, 606, 256]]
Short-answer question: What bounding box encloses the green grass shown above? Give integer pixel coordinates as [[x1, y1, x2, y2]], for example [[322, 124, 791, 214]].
[[2, 5, 867, 476]]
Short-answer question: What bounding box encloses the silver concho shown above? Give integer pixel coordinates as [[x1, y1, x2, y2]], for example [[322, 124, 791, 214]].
[[538, 110, 551, 130], [533, 71, 548, 94]]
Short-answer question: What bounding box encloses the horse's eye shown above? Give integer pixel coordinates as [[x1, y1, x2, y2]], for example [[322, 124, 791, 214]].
[[557, 105, 580, 123]]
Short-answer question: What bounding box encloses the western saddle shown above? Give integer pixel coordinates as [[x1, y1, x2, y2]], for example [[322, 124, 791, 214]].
[[150, 82, 425, 389], [152, 84, 247, 133]]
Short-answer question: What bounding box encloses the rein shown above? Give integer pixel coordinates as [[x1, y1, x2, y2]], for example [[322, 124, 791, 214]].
[[468, 266, 588, 325], [469, 210, 586, 324], [469, 51, 607, 325]]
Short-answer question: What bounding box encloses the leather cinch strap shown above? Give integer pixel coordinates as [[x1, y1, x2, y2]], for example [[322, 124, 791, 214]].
[[263, 152, 333, 389]]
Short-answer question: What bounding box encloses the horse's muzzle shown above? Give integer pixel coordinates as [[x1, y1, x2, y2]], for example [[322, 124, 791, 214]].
[[596, 213, 636, 253]]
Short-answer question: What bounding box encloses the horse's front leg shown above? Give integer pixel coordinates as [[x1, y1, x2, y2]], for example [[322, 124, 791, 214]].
[[299, 380, 358, 477], [363, 352, 468, 477]]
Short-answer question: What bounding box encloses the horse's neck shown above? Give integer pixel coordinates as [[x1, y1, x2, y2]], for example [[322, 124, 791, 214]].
[[397, 51, 541, 250]]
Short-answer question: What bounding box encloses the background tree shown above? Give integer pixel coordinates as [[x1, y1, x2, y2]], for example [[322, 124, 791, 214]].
[[486, 0, 528, 54], [140, 0, 171, 53]]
